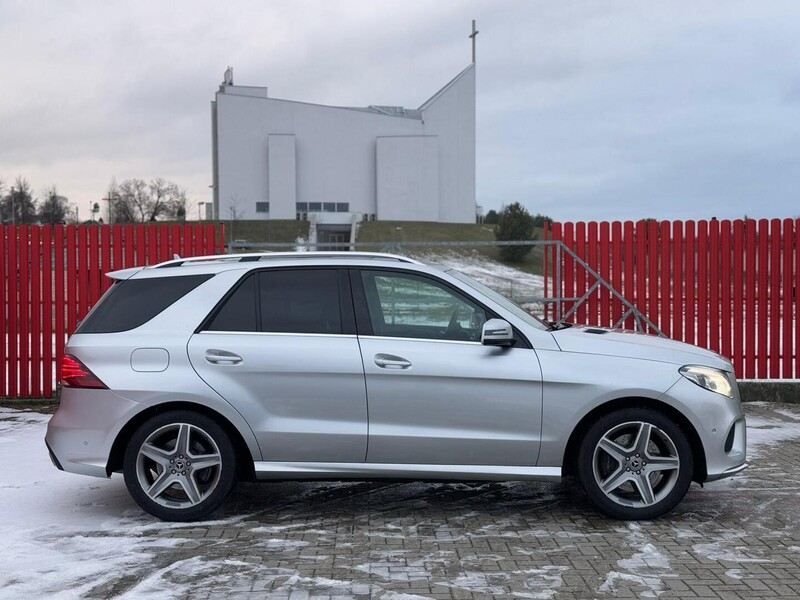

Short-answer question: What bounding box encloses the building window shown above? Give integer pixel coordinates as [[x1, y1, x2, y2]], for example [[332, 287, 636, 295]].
[[336, 203, 350, 213], [255, 202, 270, 213], [309, 202, 322, 212], [296, 202, 308, 212]]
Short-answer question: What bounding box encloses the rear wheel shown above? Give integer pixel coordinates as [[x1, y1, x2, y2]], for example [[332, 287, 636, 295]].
[[123, 410, 237, 521], [577, 408, 693, 520]]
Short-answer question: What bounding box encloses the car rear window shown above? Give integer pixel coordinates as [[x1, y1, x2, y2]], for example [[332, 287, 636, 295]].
[[76, 274, 213, 334]]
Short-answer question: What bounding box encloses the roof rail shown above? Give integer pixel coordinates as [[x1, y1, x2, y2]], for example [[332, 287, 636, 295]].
[[153, 251, 422, 269]]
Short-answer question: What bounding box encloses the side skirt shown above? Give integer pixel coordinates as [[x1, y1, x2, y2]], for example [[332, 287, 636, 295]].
[[253, 462, 561, 482]]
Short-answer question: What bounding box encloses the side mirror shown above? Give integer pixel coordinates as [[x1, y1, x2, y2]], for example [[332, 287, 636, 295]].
[[481, 318, 515, 347]]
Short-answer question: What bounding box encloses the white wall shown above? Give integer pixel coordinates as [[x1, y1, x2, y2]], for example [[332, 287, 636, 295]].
[[376, 136, 439, 221], [214, 65, 475, 223]]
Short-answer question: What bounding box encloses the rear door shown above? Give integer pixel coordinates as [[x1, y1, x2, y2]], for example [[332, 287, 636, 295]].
[[188, 268, 367, 462], [353, 268, 543, 466]]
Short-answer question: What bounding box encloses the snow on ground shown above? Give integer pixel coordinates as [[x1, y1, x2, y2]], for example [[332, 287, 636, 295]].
[[598, 523, 674, 598], [3, 403, 800, 598], [418, 251, 545, 304], [0, 408, 259, 599], [742, 403, 800, 457]]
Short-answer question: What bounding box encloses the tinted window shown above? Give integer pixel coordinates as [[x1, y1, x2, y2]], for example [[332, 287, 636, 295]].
[[77, 274, 212, 334], [360, 271, 486, 341], [206, 275, 257, 331], [260, 270, 341, 334], [255, 202, 270, 213]]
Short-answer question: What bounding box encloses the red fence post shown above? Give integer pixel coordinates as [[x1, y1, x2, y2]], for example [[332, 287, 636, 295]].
[[708, 219, 720, 353], [30, 226, 41, 397], [0, 227, 7, 397], [720, 221, 732, 361], [563, 222, 575, 319], [599, 221, 610, 327], [795, 219, 800, 379], [684, 221, 696, 346], [732, 221, 745, 377], [757, 219, 769, 378], [770, 219, 782, 378], [660, 221, 671, 338], [672, 221, 683, 343], [744, 220, 757, 378], [782, 219, 794, 379], [587, 221, 599, 325]]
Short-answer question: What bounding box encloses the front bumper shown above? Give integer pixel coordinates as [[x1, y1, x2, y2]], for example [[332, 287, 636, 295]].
[[661, 375, 747, 482], [706, 461, 749, 482], [45, 388, 141, 478]]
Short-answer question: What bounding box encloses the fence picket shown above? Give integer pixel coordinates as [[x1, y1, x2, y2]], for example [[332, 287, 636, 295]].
[[1, 224, 224, 398]]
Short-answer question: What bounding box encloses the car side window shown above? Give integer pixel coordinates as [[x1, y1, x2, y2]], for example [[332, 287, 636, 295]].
[[360, 270, 486, 342], [259, 269, 342, 334], [205, 274, 258, 331]]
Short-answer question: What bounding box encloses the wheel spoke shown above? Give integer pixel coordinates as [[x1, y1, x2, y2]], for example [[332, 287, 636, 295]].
[[634, 473, 656, 505], [646, 456, 680, 472], [598, 436, 629, 464], [633, 422, 653, 456], [147, 470, 177, 500], [600, 466, 632, 494], [140, 443, 174, 467], [190, 452, 222, 471], [175, 423, 191, 456], [181, 474, 202, 505]]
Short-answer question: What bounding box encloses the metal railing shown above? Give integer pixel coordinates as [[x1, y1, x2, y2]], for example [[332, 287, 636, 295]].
[[226, 239, 664, 336]]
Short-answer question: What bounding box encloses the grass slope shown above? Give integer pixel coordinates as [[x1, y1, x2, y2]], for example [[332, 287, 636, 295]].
[[357, 221, 546, 276]]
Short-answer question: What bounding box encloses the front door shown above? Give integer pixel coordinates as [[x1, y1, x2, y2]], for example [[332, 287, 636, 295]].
[[353, 269, 543, 466], [188, 268, 367, 462]]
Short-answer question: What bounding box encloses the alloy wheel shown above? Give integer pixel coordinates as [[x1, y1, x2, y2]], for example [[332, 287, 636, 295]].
[[591, 420, 681, 508], [135, 423, 223, 508]]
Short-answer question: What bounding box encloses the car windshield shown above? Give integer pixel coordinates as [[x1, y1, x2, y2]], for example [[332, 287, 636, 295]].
[[447, 269, 549, 331]]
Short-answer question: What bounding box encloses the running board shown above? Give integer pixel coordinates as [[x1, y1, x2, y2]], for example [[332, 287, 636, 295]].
[[253, 462, 561, 482]]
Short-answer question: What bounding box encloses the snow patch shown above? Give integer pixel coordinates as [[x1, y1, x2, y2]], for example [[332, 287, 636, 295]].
[[745, 415, 800, 457], [725, 569, 744, 580], [598, 523, 674, 598], [692, 531, 771, 563]]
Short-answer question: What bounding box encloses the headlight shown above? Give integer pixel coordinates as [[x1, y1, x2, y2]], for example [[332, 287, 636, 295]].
[[679, 365, 733, 398]]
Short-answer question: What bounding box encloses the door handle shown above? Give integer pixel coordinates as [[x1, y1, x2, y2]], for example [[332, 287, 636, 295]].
[[374, 353, 412, 369], [205, 349, 243, 365]]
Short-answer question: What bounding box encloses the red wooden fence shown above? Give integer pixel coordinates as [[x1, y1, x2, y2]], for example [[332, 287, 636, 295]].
[[1, 224, 225, 398], [545, 219, 799, 380]]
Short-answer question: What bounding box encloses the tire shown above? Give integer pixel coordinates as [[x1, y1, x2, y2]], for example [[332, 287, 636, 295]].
[[123, 410, 237, 522], [576, 408, 693, 520]]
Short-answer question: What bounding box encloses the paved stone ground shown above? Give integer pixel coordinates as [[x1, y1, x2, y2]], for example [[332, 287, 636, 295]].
[[8, 402, 800, 599]]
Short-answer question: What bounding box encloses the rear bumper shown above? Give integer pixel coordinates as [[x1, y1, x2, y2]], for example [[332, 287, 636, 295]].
[[45, 388, 141, 478]]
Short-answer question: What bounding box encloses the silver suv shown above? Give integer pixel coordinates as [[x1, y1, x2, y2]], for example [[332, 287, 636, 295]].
[[46, 252, 747, 521]]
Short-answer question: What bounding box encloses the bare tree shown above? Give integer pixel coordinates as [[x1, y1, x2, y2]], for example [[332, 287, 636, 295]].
[[228, 195, 243, 244], [110, 178, 189, 223], [38, 185, 70, 225], [1, 176, 37, 224]]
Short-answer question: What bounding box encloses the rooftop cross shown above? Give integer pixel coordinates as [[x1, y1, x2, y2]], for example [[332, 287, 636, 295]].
[[469, 19, 479, 63]]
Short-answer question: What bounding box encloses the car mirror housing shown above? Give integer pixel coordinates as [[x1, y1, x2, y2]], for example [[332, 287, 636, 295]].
[[481, 319, 514, 347]]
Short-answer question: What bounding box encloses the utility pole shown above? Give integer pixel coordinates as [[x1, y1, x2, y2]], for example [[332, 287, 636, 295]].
[[469, 19, 479, 63]]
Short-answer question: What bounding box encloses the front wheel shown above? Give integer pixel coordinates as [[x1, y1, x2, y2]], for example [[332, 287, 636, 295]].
[[123, 410, 237, 521], [577, 408, 693, 520]]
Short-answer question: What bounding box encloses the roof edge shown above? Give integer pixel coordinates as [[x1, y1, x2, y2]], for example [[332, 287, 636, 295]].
[[418, 63, 475, 111]]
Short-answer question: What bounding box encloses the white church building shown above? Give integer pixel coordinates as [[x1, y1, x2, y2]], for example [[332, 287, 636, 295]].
[[210, 63, 476, 236]]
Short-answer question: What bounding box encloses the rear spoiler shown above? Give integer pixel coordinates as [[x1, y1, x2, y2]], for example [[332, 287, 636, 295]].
[[108, 255, 180, 280], [106, 267, 143, 281]]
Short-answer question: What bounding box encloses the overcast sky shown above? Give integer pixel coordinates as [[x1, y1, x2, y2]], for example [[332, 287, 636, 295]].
[[1, 1, 798, 222]]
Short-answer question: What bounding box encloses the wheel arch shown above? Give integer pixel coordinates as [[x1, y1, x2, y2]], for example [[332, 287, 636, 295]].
[[107, 401, 257, 482], [561, 396, 707, 483]]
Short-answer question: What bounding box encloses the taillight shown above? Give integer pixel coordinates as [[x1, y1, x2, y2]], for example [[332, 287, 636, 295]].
[[61, 355, 107, 389]]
